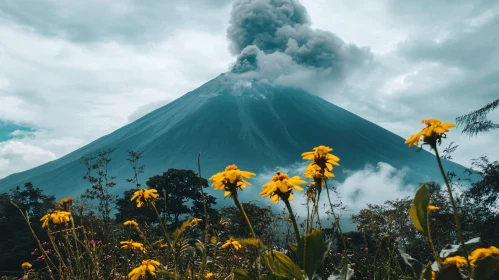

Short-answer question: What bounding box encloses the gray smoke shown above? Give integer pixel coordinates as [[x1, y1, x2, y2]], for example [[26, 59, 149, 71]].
[[231, 45, 260, 73], [227, 0, 372, 76]]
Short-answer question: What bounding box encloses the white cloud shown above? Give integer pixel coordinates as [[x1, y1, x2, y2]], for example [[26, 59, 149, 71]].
[[0, 18, 232, 168], [251, 161, 418, 231], [334, 162, 415, 212], [0, 141, 56, 178], [0, 0, 497, 178]]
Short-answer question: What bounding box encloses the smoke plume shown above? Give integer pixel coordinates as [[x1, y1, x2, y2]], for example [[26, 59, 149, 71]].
[[227, 0, 373, 82]]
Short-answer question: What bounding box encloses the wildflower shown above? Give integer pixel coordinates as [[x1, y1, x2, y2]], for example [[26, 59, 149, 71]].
[[56, 197, 74, 211], [209, 164, 256, 198], [431, 271, 435, 280], [21, 262, 32, 270], [442, 256, 470, 268], [123, 220, 139, 228], [128, 259, 161, 280], [302, 145, 340, 183], [206, 272, 214, 279], [120, 240, 146, 253], [405, 119, 455, 148], [40, 210, 71, 228], [469, 246, 499, 265], [130, 189, 159, 208], [427, 205, 440, 212], [221, 238, 242, 251], [191, 218, 203, 225], [260, 171, 306, 203]]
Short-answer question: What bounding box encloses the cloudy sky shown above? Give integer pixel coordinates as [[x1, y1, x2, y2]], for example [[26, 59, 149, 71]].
[[0, 0, 498, 180]]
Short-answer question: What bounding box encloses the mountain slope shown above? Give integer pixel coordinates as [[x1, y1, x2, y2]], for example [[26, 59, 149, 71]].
[[0, 74, 468, 198]]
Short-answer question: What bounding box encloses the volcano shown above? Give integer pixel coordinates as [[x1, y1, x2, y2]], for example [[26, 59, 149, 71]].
[[0, 74, 468, 198]]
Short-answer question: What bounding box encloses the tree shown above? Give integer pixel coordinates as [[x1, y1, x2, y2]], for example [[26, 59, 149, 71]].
[[126, 150, 145, 188], [221, 202, 278, 245], [143, 169, 217, 229], [0, 183, 55, 273], [81, 147, 118, 223], [461, 156, 499, 246], [115, 188, 158, 225], [456, 99, 499, 136]]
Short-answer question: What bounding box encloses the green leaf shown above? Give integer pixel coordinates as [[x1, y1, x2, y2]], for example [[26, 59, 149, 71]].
[[238, 238, 265, 249], [297, 229, 326, 279], [259, 275, 288, 280], [409, 184, 431, 237], [472, 255, 499, 280], [288, 242, 297, 255], [264, 251, 304, 279], [233, 269, 256, 280]]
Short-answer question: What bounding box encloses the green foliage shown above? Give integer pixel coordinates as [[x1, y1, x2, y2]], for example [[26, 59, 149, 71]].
[[222, 203, 278, 243], [0, 183, 55, 275], [409, 184, 431, 237], [145, 168, 216, 228], [456, 98, 499, 137], [81, 147, 118, 222], [297, 229, 326, 279], [264, 251, 304, 279]]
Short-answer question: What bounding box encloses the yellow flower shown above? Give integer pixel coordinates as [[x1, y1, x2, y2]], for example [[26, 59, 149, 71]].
[[442, 256, 470, 268], [56, 197, 74, 211], [21, 262, 32, 270], [260, 171, 306, 203], [302, 145, 340, 183], [128, 259, 161, 280], [469, 246, 499, 265], [221, 238, 242, 251], [405, 119, 455, 147], [123, 220, 139, 228], [431, 271, 435, 280], [209, 164, 256, 198], [130, 189, 159, 208], [192, 218, 203, 225], [427, 205, 440, 212], [40, 210, 71, 228], [206, 272, 214, 279], [120, 240, 146, 253]]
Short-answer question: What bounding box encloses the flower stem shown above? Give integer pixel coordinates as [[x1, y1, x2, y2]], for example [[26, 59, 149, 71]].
[[283, 199, 301, 243], [232, 194, 260, 279], [197, 153, 209, 272], [433, 145, 471, 270], [10, 202, 57, 280], [426, 211, 441, 269], [324, 180, 347, 253], [151, 203, 172, 246], [232, 195, 256, 239]]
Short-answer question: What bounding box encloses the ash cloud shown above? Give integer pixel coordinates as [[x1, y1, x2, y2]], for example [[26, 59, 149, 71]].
[[227, 0, 373, 81]]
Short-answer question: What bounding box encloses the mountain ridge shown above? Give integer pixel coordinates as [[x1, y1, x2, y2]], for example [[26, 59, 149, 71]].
[[0, 73, 469, 199]]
